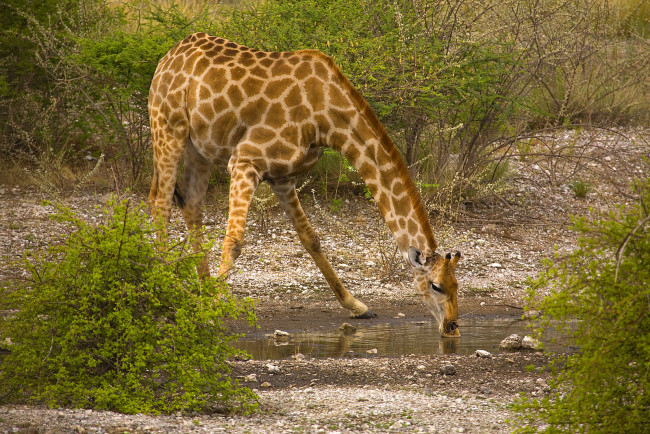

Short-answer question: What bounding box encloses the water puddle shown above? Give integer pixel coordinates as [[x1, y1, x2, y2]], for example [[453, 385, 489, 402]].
[[235, 316, 568, 360]]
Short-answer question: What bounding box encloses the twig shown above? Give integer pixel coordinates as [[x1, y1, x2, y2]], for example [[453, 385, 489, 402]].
[[614, 214, 650, 283], [483, 303, 524, 309], [42, 335, 54, 363]]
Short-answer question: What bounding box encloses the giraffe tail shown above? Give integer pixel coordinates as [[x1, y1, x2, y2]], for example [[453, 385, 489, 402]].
[[172, 184, 185, 209]]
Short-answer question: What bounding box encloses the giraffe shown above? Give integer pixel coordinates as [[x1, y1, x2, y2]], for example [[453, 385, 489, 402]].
[[148, 33, 462, 337]]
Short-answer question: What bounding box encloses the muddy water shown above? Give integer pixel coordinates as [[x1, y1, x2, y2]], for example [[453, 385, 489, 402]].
[[235, 316, 566, 360]]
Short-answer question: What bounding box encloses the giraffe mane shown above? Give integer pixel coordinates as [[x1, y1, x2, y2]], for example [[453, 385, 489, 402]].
[[308, 51, 438, 255]]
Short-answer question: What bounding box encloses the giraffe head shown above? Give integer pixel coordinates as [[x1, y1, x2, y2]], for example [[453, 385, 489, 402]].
[[408, 248, 461, 337]]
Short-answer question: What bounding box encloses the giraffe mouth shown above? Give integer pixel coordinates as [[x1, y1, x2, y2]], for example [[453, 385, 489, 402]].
[[440, 320, 460, 337]]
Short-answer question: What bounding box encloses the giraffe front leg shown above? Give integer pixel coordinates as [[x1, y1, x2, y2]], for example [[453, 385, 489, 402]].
[[270, 179, 375, 319], [217, 163, 261, 278]]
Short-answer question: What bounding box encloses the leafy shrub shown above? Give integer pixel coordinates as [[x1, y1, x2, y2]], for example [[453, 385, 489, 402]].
[[514, 177, 650, 432], [0, 1, 220, 189], [0, 198, 257, 414]]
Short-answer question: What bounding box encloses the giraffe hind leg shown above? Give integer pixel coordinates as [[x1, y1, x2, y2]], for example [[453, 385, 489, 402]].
[[149, 129, 187, 240], [178, 142, 213, 278]]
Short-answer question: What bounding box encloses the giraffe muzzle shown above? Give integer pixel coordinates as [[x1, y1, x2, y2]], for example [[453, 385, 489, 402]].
[[447, 321, 458, 333]]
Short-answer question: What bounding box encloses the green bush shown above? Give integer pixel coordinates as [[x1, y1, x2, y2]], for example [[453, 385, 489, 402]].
[[0, 198, 257, 414], [514, 177, 650, 432]]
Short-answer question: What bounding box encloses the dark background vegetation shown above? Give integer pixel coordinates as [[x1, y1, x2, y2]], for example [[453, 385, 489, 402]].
[[1, 0, 648, 197]]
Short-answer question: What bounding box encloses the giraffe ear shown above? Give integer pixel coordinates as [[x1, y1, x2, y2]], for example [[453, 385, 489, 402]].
[[407, 246, 428, 270]]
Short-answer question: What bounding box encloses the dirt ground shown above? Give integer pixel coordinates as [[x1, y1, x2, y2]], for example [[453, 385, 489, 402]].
[[0, 127, 647, 432]]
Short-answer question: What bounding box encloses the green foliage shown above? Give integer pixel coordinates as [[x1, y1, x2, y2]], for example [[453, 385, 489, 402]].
[[330, 197, 343, 213], [513, 178, 650, 432], [0, 1, 221, 189], [0, 0, 92, 97], [570, 179, 592, 199], [0, 198, 257, 414]]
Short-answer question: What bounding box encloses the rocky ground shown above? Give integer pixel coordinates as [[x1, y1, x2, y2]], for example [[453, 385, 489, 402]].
[[0, 128, 647, 432]]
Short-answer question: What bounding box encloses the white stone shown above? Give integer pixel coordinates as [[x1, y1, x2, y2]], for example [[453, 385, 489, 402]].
[[522, 335, 543, 350], [499, 334, 523, 350], [266, 363, 281, 374]]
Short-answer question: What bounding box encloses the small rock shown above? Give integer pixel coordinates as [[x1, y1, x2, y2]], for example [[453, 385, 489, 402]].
[[475, 349, 492, 358], [291, 353, 305, 360], [394, 312, 405, 318], [522, 335, 543, 350], [439, 364, 457, 375], [481, 224, 497, 233], [499, 334, 523, 350], [260, 382, 272, 388], [274, 330, 290, 342], [339, 322, 357, 335], [244, 374, 258, 382], [266, 363, 280, 374], [367, 348, 378, 354], [416, 365, 426, 371], [487, 262, 503, 268]]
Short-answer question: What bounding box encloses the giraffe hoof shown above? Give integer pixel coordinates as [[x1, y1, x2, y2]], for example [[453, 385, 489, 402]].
[[352, 310, 377, 319]]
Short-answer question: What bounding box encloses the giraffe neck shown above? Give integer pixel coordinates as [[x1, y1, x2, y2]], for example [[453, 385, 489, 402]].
[[324, 80, 438, 259]]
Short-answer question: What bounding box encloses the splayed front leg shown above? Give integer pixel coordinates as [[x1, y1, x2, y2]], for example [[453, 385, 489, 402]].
[[270, 179, 376, 319]]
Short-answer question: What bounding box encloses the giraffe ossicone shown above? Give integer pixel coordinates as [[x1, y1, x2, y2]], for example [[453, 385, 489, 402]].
[[148, 33, 462, 337]]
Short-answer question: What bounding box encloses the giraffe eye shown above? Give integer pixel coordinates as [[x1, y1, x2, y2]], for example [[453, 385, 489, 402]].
[[430, 282, 444, 294]]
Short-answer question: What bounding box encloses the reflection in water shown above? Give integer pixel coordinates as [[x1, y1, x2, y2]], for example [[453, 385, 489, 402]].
[[234, 316, 565, 360], [439, 337, 459, 354]]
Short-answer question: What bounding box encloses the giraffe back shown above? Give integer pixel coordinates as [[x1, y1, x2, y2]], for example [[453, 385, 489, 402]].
[[150, 33, 363, 179]]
